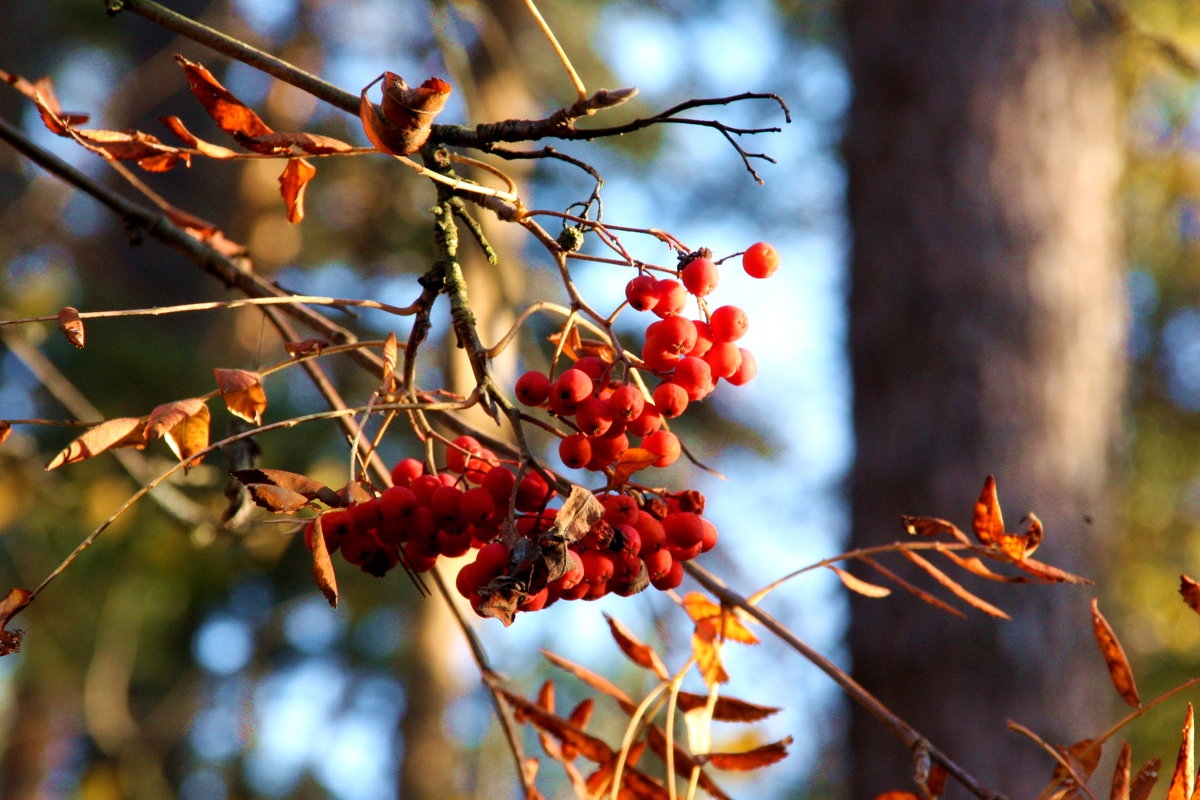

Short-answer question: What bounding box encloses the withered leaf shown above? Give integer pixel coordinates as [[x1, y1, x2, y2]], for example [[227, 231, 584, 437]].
[[900, 550, 1010, 619], [285, 338, 329, 357], [1091, 599, 1140, 707], [901, 515, 970, 544], [996, 513, 1044, 561], [308, 515, 338, 608], [0, 70, 88, 134], [540, 649, 637, 713], [244, 484, 310, 514], [144, 398, 211, 467], [476, 590, 520, 627], [860, 556, 967, 618], [336, 481, 374, 507], [972, 474, 1004, 545], [498, 687, 613, 764], [0, 421, 10, 446], [70, 128, 184, 166], [939, 549, 1030, 583], [230, 468, 340, 506], [1112, 741, 1131, 800], [1011, 556, 1092, 585], [278, 158, 317, 224], [568, 698, 594, 730], [553, 486, 605, 544], [827, 564, 891, 598], [57, 306, 84, 348], [701, 736, 792, 771], [160, 115, 240, 158], [681, 593, 760, 644], [693, 626, 729, 687], [610, 448, 658, 488], [213, 368, 267, 425], [1131, 758, 1160, 800], [604, 613, 669, 680], [46, 416, 147, 470], [359, 72, 451, 156], [174, 55, 274, 141], [0, 588, 32, 657], [380, 332, 398, 395], [1168, 704, 1194, 800], [1181, 575, 1200, 616], [1050, 738, 1102, 789], [250, 131, 353, 154], [675, 692, 780, 723]]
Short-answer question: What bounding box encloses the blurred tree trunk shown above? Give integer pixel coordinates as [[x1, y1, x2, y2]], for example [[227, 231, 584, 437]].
[[844, 2, 1124, 797]]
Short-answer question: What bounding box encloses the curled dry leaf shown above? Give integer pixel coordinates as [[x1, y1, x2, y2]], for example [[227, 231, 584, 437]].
[[214, 368, 267, 425], [0, 70, 88, 133], [1111, 741, 1131, 800], [1180, 575, 1200, 616], [996, 513, 1044, 561], [46, 416, 147, 470], [1131, 758, 1160, 800], [1166, 704, 1193, 800], [308, 515, 339, 608], [243, 484, 311, 514], [57, 306, 84, 348], [1091, 598, 1140, 707], [553, 485, 605, 544], [174, 55, 274, 142], [279, 158, 317, 224], [285, 338, 329, 357], [702, 736, 793, 771], [359, 72, 452, 156], [675, 692, 780, 723], [604, 613, 669, 680], [972, 474, 1004, 545], [827, 564, 891, 598], [610, 448, 658, 488], [144, 398, 211, 468], [901, 515, 969, 544], [0, 588, 32, 657], [230, 468, 340, 506], [160, 115, 240, 158]]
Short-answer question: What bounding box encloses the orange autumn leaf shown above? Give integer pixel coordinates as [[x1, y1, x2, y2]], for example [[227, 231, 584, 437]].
[[1167, 704, 1194, 800], [174, 55, 274, 142], [285, 338, 328, 357], [213, 368, 267, 425], [901, 514, 970, 544], [681, 592, 759, 644], [604, 613, 669, 680], [610, 447, 658, 487], [1131, 758, 1161, 800], [278, 158, 317, 224], [1112, 741, 1132, 800], [900, 550, 1010, 619], [0, 588, 32, 657], [827, 564, 891, 598], [143, 398, 211, 468], [57, 306, 84, 348], [46, 416, 147, 470], [0, 421, 10, 446], [0, 70, 88, 134], [675, 692, 780, 723], [702, 736, 792, 771], [972, 474, 1003, 545], [568, 698, 594, 730], [359, 72, 452, 156], [244, 484, 311, 514], [308, 515, 338, 608], [996, 513, 1044, 560], [230, 468, 340, 506], [1010, 556, 1092, 585], [540, 649, 637, 714], [1092, 598, 1140, 707], [1181, 575, 1200, 616], [498, 687, 614, 765], [160, 115, 240, 158]]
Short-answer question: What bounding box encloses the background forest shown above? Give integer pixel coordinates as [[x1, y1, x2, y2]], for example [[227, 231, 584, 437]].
[[2, 1, 1200, 799]]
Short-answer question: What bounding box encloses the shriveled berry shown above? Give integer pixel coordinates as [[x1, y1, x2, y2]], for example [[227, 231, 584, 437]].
[[642, 430, 681, 468], [607, 385, 645, 421], [681, 257, 719, 297], [516, 370, 551, 406], [709, 305, 749, 343], [559, 433, 593, 470], [742, 242, 779, 279], [726, 348, 757, 386], [653, 382, 689, 418], [625, 274, 661, 312], [652, 279, 688, 318]]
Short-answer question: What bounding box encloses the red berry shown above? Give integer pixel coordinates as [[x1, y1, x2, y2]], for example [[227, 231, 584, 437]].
[[671, 356, 714, 402], [588, 432, 629, 468], [681, 257, 719, 297], [380, 485, 419, 523], [411, 474, 442, 504], [390, 457, 425, 488], [482, 466, 516, 503], [641, 339, 681, 373], [653, 382, 689, 418], [550, 549, 586, 591], [650, 560, 684, 590], [643, 547, 673, 581], [664, 512, 705, 548], [726, 348, 757, 386], [455, 560, 485, 599], [602, 494, 640, 527], [475, 541, 511, 575], [516, 370, 551, 406], [700, 518, 719, 553], [464, 449, 497, 484], [703, 342, 742, 379], [460, 487, 496, 524], [652, 279, 688, 318], [575, 396, 614, 437], [430, 485, 464, 525], [515, 471, 554, 511], [642, 430, 681, 468], [553, 368, 593, 404], [436, 529, 473, 558], [574, 356, 608, 381], [581, 550, 615, 584], [687, 319, 714, 358], [519, 587, 550, 612], [559, 433, 593, 470], [625, 274, 661, 312], [627, 405, 663, 438], [447, 434, 482, 473], [709, 305, 749, 343], [646, 316, 698, 355], [611, 524, 642, 557], [349, 498, 382, 530], [742, 242, 779, 279], [634, 511, 666, 554], [607, 384, 645, 421]]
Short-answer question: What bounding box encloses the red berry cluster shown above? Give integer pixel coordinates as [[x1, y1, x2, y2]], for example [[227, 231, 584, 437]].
[[303, 434, 717, 622]]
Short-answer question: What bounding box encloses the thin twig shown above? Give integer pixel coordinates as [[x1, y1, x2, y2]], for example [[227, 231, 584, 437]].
[[522, 0, 587, 100]]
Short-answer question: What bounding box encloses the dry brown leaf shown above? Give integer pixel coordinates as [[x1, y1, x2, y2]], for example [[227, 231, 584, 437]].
[[540, 649, 637, 713], [827, 564, 891, 598], [359, 72, 452, 156], [1181, 575, 1200, 616], [939, 549, 1031, 583], [309, 515, 338, 608], [675, 692, 780, 723], [244, 484, 311, 514], [900, 550, 1010, 619], [174, 55, 274, 142], [1131, 758, 1161, 800], [0, 70, 88, 133], [57, 306, 84, 348], [337, 481, 374, 507], [213, 368, 267, 425], [568, 698, 594, 730], [278, 158, 317, 224], [553, 486, 605, 544], [0, 421, 10, 446], [159, 115, 240, 158], [1112, 742, 1132, 800], [144, 398, 211, 467], [860, 556, 967, 618], [46, 416, 147, 470], [285, 338, 329, 357], [972, 474, 1004, 545], [702, 736, 792, 771], [70, 128, 184, 166], [1092, 599, 1140, 707], [0, 588, 32, 657], [610, 448, 658, 487], [604, 613, 669, 680], [1168, 704, 1194, 800], [498, 687, 613, 764], [250, 131, 353, 154], [901, 515, 970, 544], [230, 468, 340, 506], [1050, 738, 1103, 790], [380, 332, 398, 395], [1011, 556, 1092, 585]]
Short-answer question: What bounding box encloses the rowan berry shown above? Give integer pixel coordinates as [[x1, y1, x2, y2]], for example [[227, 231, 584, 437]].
[[349, 498, 382, 530], [588, 432, 628, 468], [625, 274, 661, 312], [687, 320, 714, 358], [726, 348, 757, 386], [430, 485, 464, 525], [709, 305, 749, 343], [410, 473, 442, 505], [700, 518, 719, 553], [681, 257, 719, 297], [436, 529, 473, 558], [464, 449, 496, 484], [643, 548, 673, 581], [634, 511, 666, 554], [516, 370, 551, 406], [602, 494, 640, 527], [559, 433, 592, 470], [627, 405, 663, 438], [671, 356, 714, 401], [378, 521, 407, 547], [703, 341, 742, 379], [742, 242, 779, 279], [607, 384, 645, 421], [550, 549, 585, 592], [460, 487, 496, 524], [519, 587, 550, 612], [641, 339, 681, 373], [663, 512, 705, 548], [575, 396, 614, 437], [447, 434, 482, 473], [390, 457, 425, 488], [652, 382, 689, 418], [611, 524, 642, 558], [641, 430, 681, 468], [652, 278, 688, 318], [574, 356, 608, 382], [475, 540, 511, 575], [612, 552, 643, 584], [553, 368, 593, 404], [515, 470, 554, 511], [581, 550, 615, 584], [650, 560, 684, 590], [482, 465, 516, 504], [646, 315, 698, 355], [380, 485, 419, 523]]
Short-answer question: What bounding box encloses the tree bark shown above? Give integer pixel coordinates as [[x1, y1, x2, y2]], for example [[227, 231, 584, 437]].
[[844, 2, 1124, 797]]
